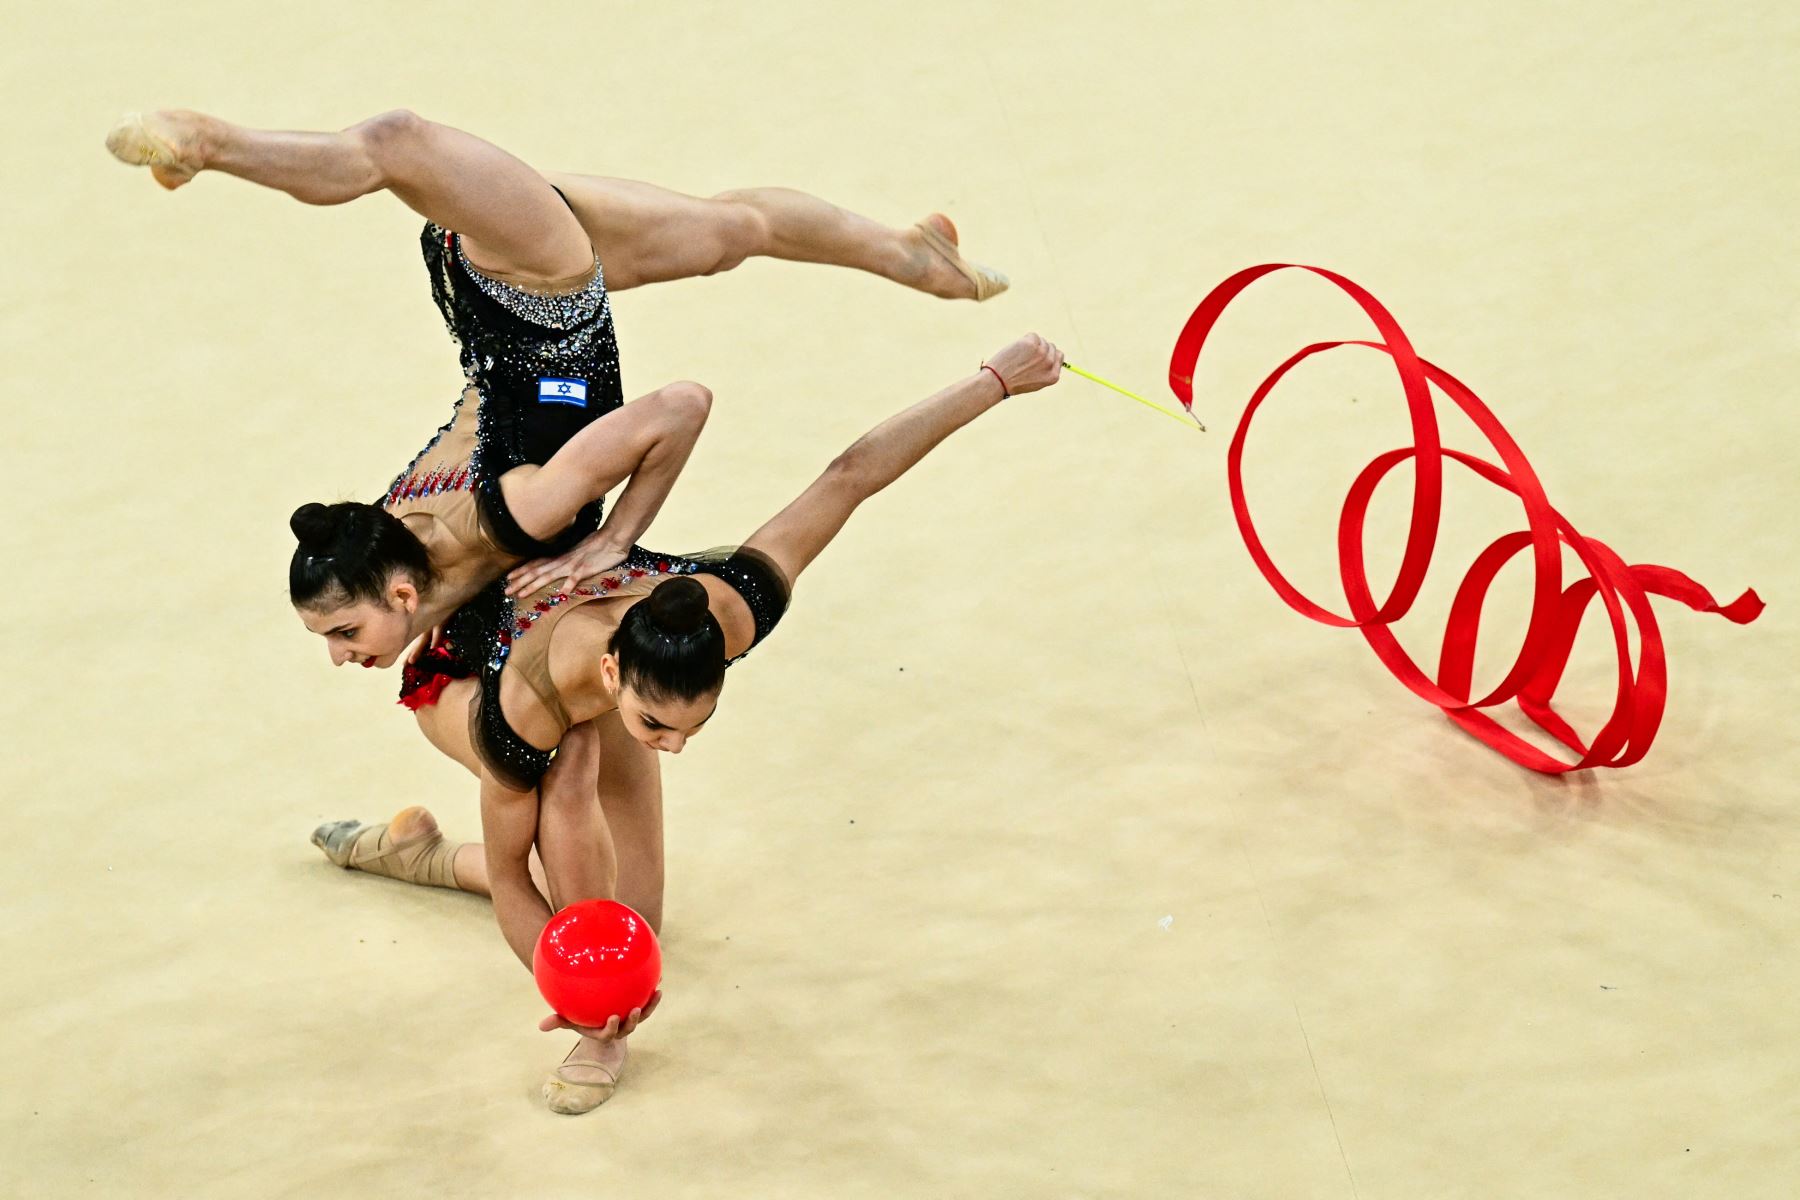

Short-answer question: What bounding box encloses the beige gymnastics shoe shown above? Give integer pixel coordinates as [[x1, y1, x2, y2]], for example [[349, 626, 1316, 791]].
[[311, 806, 462, 890], [543, 1039, 628, 1115], [914, 213, 1010, 301], [104, 111, 204, 189]]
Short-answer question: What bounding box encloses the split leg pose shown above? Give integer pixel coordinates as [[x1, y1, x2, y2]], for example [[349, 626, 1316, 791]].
[[107, 107, 1009, 303], [109, 106, 1010, 594]]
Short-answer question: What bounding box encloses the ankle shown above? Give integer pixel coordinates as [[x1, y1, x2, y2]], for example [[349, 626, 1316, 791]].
[[168, 109, 222, 170], [891, 228, 932, 286]]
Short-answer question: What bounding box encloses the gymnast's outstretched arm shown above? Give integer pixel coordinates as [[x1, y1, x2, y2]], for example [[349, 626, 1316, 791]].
[[741, 334, 1066, 586]]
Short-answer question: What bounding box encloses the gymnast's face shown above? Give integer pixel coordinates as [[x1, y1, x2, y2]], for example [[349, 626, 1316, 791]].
[[600, 654, 719, 754], [296, 577, 421, 669]]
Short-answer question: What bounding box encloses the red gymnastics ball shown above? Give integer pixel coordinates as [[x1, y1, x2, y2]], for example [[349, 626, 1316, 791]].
[[532, 899, 662, 1028]]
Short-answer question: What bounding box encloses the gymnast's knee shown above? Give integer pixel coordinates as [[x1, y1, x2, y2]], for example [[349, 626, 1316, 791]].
[[701, 193, 770, 273], [655, 379, 714, 423], [349, 108, 428, 177]]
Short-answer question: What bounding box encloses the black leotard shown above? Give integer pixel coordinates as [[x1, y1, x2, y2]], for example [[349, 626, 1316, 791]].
[[415, 548, 791, 790], [391, 202, 623, 557]]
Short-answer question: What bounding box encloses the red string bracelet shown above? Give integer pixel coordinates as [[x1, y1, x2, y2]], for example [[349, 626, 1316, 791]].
[[980, 363, 1010, 398]]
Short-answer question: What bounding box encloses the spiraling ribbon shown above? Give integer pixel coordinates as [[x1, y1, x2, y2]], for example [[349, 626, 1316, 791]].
[[1166, 264, 1763, 773]]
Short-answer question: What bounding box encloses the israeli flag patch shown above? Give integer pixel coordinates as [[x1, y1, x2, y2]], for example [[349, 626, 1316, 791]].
[[537, 376, 589, 407]]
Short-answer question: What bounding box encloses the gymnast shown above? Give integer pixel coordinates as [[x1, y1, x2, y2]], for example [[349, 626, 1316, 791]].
[[108, 104, 1019, 1112], [296, 335, 1065, 1112], [107, 106, 1011, 596]]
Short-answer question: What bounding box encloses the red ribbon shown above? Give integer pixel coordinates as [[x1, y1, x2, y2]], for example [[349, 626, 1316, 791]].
[[1169, 264, 1763, 773]]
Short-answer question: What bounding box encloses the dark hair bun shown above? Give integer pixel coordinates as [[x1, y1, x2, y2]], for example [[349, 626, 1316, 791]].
[[287, 500, 431, 608], [290, 502, 346, 552], [611, 576, 727, 702], [647, 576, 711, 636]]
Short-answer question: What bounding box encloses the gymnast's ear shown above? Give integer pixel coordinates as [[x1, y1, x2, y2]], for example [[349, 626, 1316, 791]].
[[599, 652, 622, 696], [389, 575, 421, 613]]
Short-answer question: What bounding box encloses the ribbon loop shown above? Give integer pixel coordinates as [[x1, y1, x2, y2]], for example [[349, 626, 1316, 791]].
[[1171, 267, 1762, 774]]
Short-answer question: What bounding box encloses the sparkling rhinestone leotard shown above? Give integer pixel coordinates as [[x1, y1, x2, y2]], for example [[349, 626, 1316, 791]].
[[384, 205, 637, 710], [378, 390, 516, 619], [412, 548, 791, 790], [402, 196, 624, 558]]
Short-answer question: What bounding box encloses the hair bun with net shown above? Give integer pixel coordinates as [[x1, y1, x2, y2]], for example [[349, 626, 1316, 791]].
[[290, 502, 348, 553], [646, 576, 711, 637]]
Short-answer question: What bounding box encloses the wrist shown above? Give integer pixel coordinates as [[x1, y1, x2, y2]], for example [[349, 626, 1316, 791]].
[[978, 362, 1010, 399], [589, 528, 629, 551]]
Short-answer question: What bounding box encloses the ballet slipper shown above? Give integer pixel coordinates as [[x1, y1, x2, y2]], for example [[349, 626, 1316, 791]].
[[311, 806, 461, 889], [104, 112, 200, 189], [543, 1042, 623, 1114], [914, 215, 1010, 301]]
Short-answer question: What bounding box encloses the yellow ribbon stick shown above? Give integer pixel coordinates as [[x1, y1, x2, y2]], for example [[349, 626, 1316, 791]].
[[1064, 362, 1206, 432]]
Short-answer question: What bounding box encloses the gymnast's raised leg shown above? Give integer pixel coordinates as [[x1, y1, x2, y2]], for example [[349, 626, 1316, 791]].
[[106, 108, 1007, 299]]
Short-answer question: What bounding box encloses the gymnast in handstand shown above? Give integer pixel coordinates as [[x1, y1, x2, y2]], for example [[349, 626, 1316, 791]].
[[107, 105, 1011, 596]]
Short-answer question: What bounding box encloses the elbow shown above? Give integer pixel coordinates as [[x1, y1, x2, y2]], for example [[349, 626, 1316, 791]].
[[823, 439, 874, 494], [656, 380, 713, 435]]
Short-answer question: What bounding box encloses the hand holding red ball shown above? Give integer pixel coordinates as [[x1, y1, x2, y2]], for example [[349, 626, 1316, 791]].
[[533, 899, 663, 1041]]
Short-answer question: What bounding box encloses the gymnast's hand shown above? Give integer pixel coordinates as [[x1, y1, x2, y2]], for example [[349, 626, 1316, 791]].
[[538, 990, 662, 1042], [983, 333, 1065, 396], [506, 531, 629, 597], [405, 623, 448, 665]]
